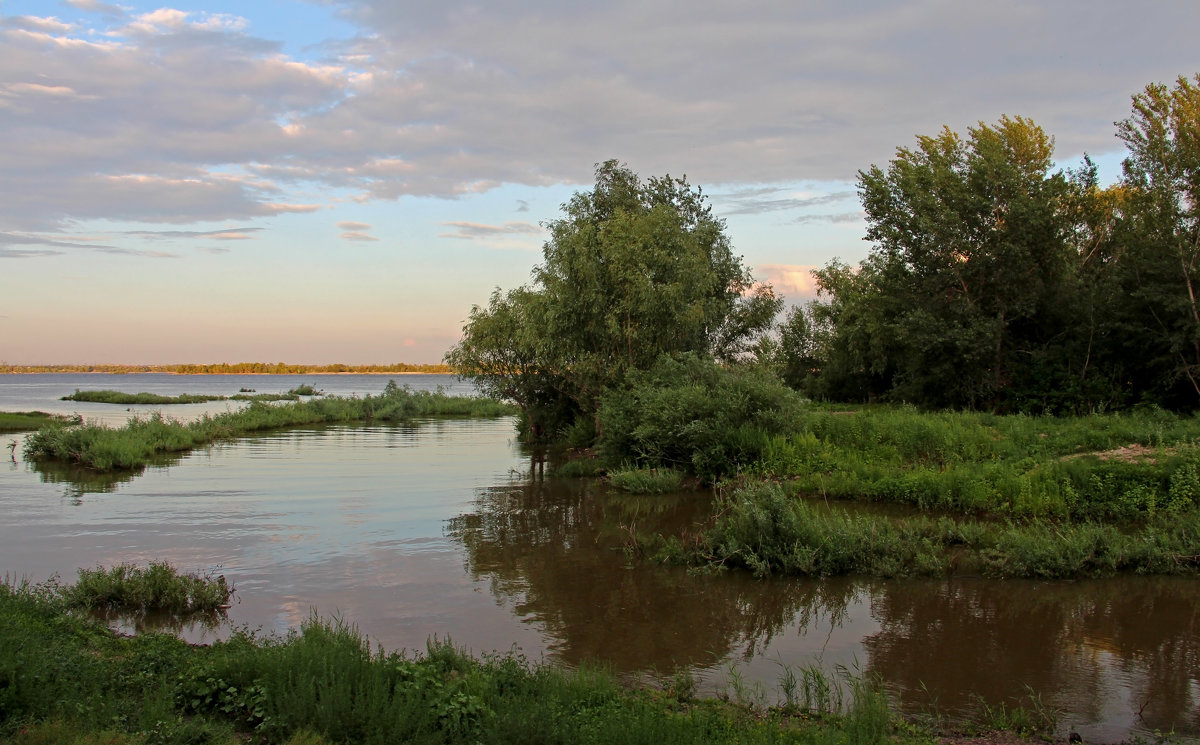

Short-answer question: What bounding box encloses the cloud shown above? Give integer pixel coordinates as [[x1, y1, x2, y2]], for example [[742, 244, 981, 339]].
[[3, 0, 1200, 237], [438, 221, 542, 240], [94, 247, 180, 258], [336, 221, 372, 231], [715, 187, 857, 216], [63, 0, 127, 16], [2, 16, 76, 34], [0, 231, 116, 257], [123, 227, 264, 240], [340, 231, 379, 242], [758, 263, 821, 300], [793, 212, 865, 225]]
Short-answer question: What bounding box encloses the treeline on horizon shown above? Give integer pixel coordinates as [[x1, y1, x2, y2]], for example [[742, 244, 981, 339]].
[[1, 362, 452, 375]]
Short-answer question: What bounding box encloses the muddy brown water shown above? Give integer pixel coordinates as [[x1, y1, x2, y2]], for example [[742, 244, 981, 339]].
[[1, 374, 1197, 742]]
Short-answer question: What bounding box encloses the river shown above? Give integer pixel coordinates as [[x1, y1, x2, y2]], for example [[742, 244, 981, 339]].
[[1, 373, 1196, 741]]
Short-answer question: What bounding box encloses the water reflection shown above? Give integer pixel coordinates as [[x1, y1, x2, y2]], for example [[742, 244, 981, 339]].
[[864, 577, 1200, 737], [33, 456, 186, 498], [447, 474, 859, 674], [449, 473, 1200, 740]]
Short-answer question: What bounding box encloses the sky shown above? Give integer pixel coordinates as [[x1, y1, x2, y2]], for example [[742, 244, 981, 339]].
[[1, 0, 1197, 365]]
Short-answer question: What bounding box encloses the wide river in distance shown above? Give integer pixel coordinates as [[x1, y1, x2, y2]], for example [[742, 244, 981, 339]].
[[1, 373, 1197, 742]]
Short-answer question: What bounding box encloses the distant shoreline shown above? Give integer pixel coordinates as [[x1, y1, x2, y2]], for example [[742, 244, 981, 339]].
[[0, 364, 454, 375]]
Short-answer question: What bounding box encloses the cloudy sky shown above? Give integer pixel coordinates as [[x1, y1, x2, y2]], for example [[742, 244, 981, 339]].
[[2, 0, 1197, 364]]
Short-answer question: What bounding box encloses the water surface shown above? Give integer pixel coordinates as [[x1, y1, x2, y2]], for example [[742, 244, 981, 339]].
[[1, 373, 1196, 742]]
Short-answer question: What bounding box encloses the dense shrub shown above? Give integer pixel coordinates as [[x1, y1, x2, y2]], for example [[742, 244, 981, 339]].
[[598, 354, 806, 482]]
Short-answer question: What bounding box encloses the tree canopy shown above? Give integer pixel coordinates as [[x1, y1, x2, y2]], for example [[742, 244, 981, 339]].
[[783, 74, 1200, 413], [446, 160, 779, 438]]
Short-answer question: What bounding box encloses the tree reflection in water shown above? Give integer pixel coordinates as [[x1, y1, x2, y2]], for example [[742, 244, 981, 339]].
[[446, 473, 857, 676], [449, 466, 1200, 739], [864, 577, 1200, 737]]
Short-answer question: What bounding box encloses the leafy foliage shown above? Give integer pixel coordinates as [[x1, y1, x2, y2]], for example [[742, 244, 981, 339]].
[[598, 354, 805, 482], [788, 76, 1200, 412], [447, 160, 779, 440]]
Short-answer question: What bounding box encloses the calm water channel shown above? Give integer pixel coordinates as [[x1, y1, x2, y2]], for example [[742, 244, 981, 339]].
[[1, 374, 1197, 742]]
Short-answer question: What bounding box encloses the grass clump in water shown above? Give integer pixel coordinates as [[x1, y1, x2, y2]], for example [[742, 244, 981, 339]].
[[25, 381, 517, 472], [61, 389, 228, 405], [63, 561, 232, 614], [609, 466, 685, 494], [63, 389, 315, 404]]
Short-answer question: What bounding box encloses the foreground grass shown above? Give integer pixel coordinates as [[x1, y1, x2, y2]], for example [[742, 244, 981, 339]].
[[0, 571, 928, 745], [0, 411, 80, 433], [25, 382, 515, 472]]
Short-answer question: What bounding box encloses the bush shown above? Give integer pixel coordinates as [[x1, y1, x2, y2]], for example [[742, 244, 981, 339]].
[[599, 354, 806, 482]]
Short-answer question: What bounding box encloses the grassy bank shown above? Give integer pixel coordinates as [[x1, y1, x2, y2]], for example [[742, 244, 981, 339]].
[[25, 382, 515, 471], [0, 411, 80, 433], [652, 481, 1200, 579], [1, 568, 1034, 745], [746, 405, 1200, 521]]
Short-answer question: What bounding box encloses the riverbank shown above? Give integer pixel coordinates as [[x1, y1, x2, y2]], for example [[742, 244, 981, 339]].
[[0, 567, 1098, 745]]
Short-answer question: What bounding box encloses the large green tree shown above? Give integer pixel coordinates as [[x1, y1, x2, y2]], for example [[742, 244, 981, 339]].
[[447, 160, 779, 438], [1110, 74, 1200, 406], [806, 117, 1091, 410]]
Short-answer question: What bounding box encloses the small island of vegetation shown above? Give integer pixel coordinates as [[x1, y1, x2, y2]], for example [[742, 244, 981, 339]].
[[61, 384, 325, 405], [0, 362, 452, 374]]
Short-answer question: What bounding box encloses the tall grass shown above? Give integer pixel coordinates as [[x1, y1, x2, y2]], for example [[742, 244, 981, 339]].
[[748, 405, 1200, 521], [609, 467, 685, 494], [25, 382, 516, 472], [63, 561, 232, 614], [683, 482, 1200, 579]]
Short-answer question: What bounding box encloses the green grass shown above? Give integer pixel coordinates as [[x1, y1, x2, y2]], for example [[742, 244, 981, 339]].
[[744, 404, 1200, 521], [62, 389, 309, 405], [609, 466, 686, 494], [0, 569, 947, 745], [26, 382, 516, 472], [659, 481, 1200, 579], [62, 561, 232, 614], [0, 411, 80, 433], [61, 390, 229, 404]]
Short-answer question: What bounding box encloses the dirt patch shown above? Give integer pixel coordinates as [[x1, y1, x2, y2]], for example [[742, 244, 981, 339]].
[[1064, 443, 1162, 464]]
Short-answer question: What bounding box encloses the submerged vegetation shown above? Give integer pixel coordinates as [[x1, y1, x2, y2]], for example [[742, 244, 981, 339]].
[[2, 566, 1062, 745], [25, 382, 515, 472]]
